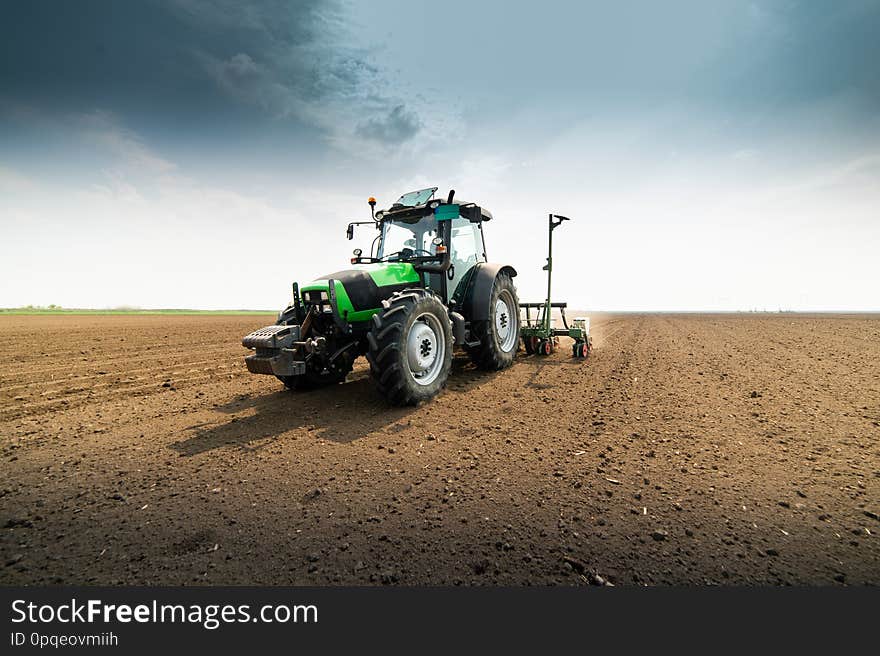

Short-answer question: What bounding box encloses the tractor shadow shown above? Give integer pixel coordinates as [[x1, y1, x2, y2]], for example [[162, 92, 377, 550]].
[[170, 371, 419, 456], [170, 351, 578, 457]]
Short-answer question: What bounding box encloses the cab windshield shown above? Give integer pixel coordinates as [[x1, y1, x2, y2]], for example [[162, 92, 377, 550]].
[[377, 216, 439, 261], [393, 187, 437, 207]]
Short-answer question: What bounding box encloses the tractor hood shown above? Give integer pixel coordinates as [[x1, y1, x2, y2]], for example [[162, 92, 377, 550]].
[[299, 263, 420, 323]]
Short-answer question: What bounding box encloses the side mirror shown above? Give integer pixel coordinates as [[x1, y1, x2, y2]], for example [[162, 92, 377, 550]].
[[346, 224, 354, 240], [352, 248, 362, 257]]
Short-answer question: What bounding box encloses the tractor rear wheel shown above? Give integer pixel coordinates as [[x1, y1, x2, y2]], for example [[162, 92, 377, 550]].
[[467, 274, 520, 370], [366, 289, 453, 406]]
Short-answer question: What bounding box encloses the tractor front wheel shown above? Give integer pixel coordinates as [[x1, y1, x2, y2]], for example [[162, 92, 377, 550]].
[[366, 289, 453, 406]]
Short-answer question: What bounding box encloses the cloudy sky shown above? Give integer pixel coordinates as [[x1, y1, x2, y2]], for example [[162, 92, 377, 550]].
[[2, 0, 878, 310]]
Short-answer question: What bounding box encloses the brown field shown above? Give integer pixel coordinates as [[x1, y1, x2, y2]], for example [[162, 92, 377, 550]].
[[1, 313, 878, 585]]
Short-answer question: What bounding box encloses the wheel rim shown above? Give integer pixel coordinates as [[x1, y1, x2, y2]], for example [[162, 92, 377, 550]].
[[494, 292, 517, 352], [406, 312, 446, 386]]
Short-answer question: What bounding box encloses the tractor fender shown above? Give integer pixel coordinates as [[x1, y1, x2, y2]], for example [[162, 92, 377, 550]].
[[461, 263, 518, 321]]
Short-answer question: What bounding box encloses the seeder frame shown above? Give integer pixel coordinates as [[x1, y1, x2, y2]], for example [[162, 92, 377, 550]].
[[519, 214, 592, 358]]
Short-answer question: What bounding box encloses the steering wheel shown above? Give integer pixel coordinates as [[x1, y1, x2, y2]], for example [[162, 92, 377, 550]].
[[382, 248, 434, 262], [381, 249, 406, 261]]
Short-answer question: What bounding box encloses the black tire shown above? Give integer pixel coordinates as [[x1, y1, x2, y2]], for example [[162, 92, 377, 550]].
[[366, 289, 453, 406], [524, 335, 535, 355], [276, 305, 298, 325], [468, 274, 520, 370]]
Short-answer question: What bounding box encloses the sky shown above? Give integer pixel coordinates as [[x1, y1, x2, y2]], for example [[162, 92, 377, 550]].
[[1, 0, 879, 311]]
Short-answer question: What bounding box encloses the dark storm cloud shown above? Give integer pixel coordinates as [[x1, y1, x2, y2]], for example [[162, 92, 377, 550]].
[[171, 0, 382, 116], [356, 104, 421, 144], [0, 0, 418, 143], [701, 2, 880, 113], [2, 0, 877, 157]]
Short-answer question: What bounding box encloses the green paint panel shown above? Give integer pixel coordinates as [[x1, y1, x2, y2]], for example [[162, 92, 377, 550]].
[[360, 263, 420, 286], [299, 263, 420, 324], [346, 308, 380, 322]]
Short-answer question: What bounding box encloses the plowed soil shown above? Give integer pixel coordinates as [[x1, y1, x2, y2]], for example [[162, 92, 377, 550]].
[[1, 314, 878, 585]]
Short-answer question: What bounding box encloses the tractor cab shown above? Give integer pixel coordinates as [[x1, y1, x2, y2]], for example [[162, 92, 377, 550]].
[[350, 187, 491, 304]]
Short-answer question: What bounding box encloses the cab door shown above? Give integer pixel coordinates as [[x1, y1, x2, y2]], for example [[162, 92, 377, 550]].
[[448, 218, 484, 302]]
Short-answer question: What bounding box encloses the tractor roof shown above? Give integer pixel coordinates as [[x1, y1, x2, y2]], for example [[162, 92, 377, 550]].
[[457, 202, 493, 222], [380, 188, 492, 223]]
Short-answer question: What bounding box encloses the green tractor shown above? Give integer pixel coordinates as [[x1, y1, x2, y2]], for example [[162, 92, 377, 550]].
[[242, 188, 520, 405]]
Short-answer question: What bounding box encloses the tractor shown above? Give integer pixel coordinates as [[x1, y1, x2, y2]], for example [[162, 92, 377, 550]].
[[241, 188, 521, 406]]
